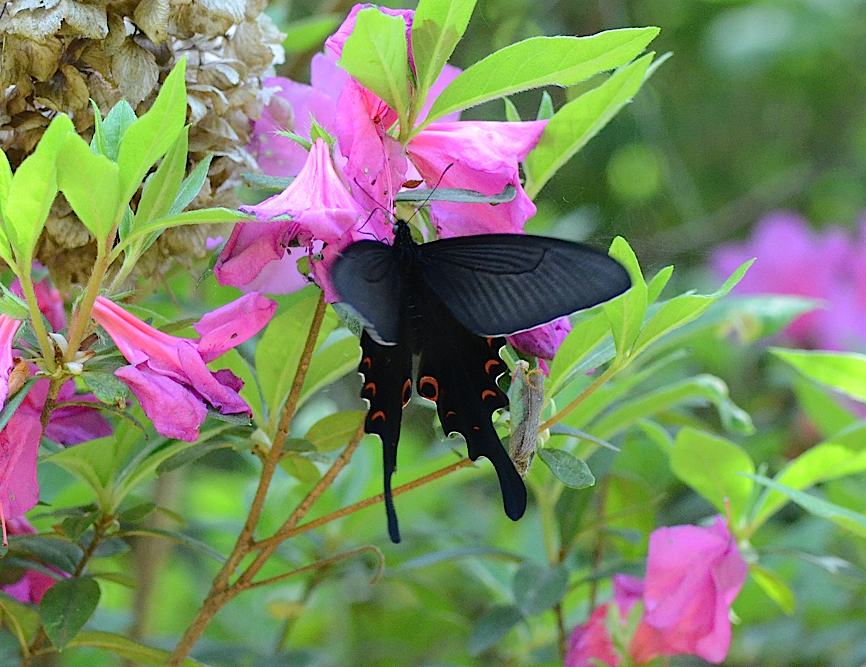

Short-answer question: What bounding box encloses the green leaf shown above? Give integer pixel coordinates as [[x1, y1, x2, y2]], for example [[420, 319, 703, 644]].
[[536, 90, 554, 120], [747, 474, 866, 538], [156, 438, 239, 475], [97, 100, 137, 161], [117, 58, 187, 203], [282, 14, 342, 54], [65, 631, 204, 665], [603, 236, 647, 358], [169, 154, 213, 215], [395, 184, 516, 203], [47, 436, 134, 510], [588, 374, 753, 439], [631, 260, 752, 355], [256, 288, 334, 426], [134, 126, 188, 226], [793, 377, 857, 439], [0, 380, 35, 432], [119, 528, 226, 562], [0, 594, 40, 646], [750, 432, 866, 529], [524, 53, 653, 197], [338, 8, 410, 124], [645, 265, 673, 304], [468, 604, 523, 655], [512, 562, 569, 616], [423, 27, 659, 125], [538, 448, 595, 488], [6, 535, 83, 572], [40, 577, 101, 650], [670, 427, 754, 523], [503, 97, 521, 122], [113, 207, 251, 259], [282, 454, 321, 484], [300, 335, 361, 406], [411, 0, 476, 106], [547, 310, 610, 396], [4, 114, 75, 263], [81, 371, 130, 409], [750, 564, 796, 615], [57, 133, 121, 250], [304, 410, 365, 452], [771, 348, 866, 403]]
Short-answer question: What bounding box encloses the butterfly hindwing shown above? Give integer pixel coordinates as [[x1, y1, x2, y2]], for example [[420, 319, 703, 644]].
[[415, 289, 527, 522], [358, 331, 412, 543], [331, 240, 403, 344], [417, 234, 631, 336]]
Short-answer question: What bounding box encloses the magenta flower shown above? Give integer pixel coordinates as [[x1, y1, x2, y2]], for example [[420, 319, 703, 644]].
[[0, 315, 21, 412], [215, 139, 366, 293], [0, 402, 42, 545], [11, 273, 65, 332], [508, 317, 571, 373], [324, 4, 414, 61], [630, 517, 747, 664], [713, 211, 864, 350], [1, 517, 64, 604], [91, 293, 276, 442], [407, 120, 548, 237], [566, 574, 643, 667]]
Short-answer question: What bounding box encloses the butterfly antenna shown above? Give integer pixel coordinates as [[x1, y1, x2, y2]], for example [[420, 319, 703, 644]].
[[354, 209, 380, 240], [405, 162, 454, 226]]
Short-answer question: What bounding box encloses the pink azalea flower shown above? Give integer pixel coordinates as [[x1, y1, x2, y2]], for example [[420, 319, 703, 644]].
[[0, 402, 42, 545], [216, 139, 366, 293], [1, 517, 64, 604], [0, 315, 21, 412], [712, 211, 864, 350], [91, 293, 276, 442], [407, 120, 548, 237], [566, 575, 643, 667], [508, 317, 571, 374], [630, 517, 748, 664]]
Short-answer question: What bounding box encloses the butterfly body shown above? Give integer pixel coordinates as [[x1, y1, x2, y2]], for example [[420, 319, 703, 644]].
[[332, 221, 630, 542]]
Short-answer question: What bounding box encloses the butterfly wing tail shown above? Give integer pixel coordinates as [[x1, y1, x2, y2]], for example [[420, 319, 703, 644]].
[[359, 332, 412, 543], [465, 421, 528, 521]]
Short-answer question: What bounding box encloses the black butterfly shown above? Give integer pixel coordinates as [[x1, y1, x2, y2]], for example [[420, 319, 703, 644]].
[[331, 221, 630, 542]]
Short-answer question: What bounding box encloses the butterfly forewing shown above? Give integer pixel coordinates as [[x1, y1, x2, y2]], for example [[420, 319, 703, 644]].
[[358, 331, 412, 542], [417, 234, 631, 336], [330, 240, 403, 344]]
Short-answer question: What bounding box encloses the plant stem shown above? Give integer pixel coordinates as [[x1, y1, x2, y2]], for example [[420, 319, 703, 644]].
[[64, 245, 112, 362], [251, 457, 475, 553], [167, 294, 326, 666], [17, 270, 56, 373], [539, 365, 618, 432]]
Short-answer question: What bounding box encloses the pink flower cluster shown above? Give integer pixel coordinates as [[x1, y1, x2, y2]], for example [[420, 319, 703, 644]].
[[566, 517, 748, 666], [713, 211, 866, 351], [217, 3, 569, 362], [0, 276, 111, 602]]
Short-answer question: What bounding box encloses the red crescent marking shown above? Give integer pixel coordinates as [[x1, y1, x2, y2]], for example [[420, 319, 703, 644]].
[[472, 425, 481, 432], [370, 410, 386, 422], [360, 356, 372, 370], [401, 378, 412, 406], [481, 389, 498, 400], [363, 382, 377, 397], [445, 410, 456, 418], [484, 359, 501, 374], [419, 375, 439, 402]]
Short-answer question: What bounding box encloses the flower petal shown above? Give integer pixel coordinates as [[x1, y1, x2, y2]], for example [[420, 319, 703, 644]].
[[194, 292, 276, 362], [0, 315, 21, 412], [0, 407, 43, 534], [508, 317, 571, 370], [408, 120, 547, 236], [92, 297, 185, 370], [176, 342, 250, 417], [115, 364, 208, 442], [213, 219, 299, 291]]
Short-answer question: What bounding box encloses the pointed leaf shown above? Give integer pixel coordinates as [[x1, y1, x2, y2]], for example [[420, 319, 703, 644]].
[[40, 577, 101, 649]]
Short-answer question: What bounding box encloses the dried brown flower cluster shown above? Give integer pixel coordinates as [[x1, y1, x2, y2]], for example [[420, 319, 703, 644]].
[[0, 0, 284, 289]]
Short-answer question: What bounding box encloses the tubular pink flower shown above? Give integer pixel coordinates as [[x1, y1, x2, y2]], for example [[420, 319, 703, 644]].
[[216, 140, 366, 293], [12, 273, 66, 331], [0, 405, 42, 546], [630, 517, 748, 664], [91, 293, 276, 441], [325, 4, 414, 61], [407, 120, 548, 237]]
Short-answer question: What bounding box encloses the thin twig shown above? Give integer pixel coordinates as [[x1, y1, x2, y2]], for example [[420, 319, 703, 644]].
[[539, 365, 618, 432], [251, 458, 475, 553]]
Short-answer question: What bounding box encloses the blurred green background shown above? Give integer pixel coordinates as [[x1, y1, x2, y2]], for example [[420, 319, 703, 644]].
[[9, 1, 866, 665]]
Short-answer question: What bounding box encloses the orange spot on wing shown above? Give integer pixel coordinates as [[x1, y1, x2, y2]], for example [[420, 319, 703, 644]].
[[485, 337, 494, 347], [481, 389, 498, 400], [360, 356, 372, 370], [363, 382, 377, 397], [484, 359, 501, 374], [472, 425, 481, 432], [401, 378, 412, 406], [418, 375, 440, 402], [370, 410, 386, 422], [445, 410, 456, 418]]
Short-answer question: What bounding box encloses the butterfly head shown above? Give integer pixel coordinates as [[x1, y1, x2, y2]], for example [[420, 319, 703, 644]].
[[393, 219, 415, 247]]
